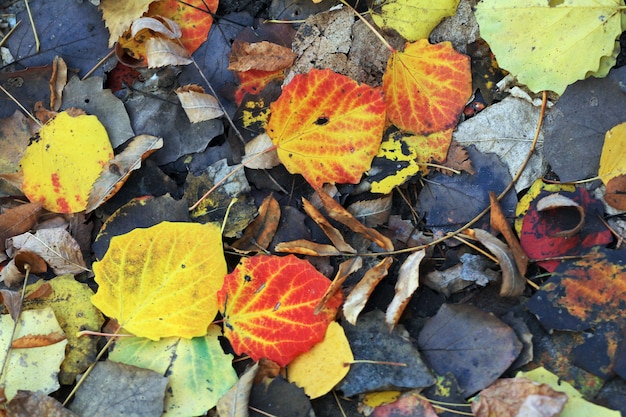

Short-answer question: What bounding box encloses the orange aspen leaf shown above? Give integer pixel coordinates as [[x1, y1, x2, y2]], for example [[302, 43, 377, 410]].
[[217, 254, 343, 366], [267, 69, 386, 188], [302, 197, 356, 254], [383, 40, 472, 135], [234, 69, 285, 106]]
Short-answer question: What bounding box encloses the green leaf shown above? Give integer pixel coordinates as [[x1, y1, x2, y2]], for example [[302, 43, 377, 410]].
[[475, 0, 624, 94], [110, 325, 238, 416]]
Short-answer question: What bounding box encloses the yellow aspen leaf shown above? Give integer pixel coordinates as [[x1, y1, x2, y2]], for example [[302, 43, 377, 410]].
[[100, 0, 154, 47], [287, 322, 354, 399], [91, 221, 227, 340], [267, 69, 386, 188], [370, 0, 460, 41], [20, 111, 114, 213], [475, 0, 624, 95], [599, 122, 626, 184], [383, 40, 472, 135]]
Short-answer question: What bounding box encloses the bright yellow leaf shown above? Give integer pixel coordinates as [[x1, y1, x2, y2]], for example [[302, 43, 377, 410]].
[[370, 0, 460, 41], [92, 221, 227, 340], [475, 0, 624, 95], [599, 122, 626, 184], [287, 321, 353, 399], [20, 111, 113, 213]]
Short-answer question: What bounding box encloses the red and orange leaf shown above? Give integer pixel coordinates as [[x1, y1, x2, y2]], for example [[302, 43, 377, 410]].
[[234, 69, 285, 106], [147, 0, 217, 55], [217, 254, 343, 366], [384, 40, 472, 135], [266, 69, 386, 188]]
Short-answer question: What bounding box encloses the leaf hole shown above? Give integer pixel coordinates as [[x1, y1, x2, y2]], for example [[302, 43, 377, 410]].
[[314, 116, 329, 126]]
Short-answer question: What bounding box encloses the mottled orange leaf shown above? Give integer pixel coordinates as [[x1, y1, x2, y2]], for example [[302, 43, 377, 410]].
[[384, 40, 472, 135], [234, 69, 285, 106], [217, 254, 343, 366], [403, 128, 453, 174], [267, 69, 386, 188]]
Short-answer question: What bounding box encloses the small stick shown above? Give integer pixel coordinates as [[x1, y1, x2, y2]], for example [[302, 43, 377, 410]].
[[24, 0, 39, 53], [0, 20, 22, 48], [0, 84, 42, 127], [82, 49, 115, 80]]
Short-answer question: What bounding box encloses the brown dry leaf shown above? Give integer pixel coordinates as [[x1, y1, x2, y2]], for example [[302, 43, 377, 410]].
[[347, 194, 392, 227], [216, 362, 259, 417], [315, 256, 363, 315], [99, 0, 154, 47], [7, 228, 88, 275], [536, 193, 585, 238], [343, 257, 393, 325], [385, 249, 425, 330], [302, 197, 356, 254], [317, 189, 394, 251], [0, 202, 43, 252], [11, 332, 66, 348], [7, 390, 78, 417], [33, 101, 58, 124], [274, 240, 343, 256], [86, 135, 163, 213], [146, 37, 192, 68], [256, 358, 281, 383], [242, 133, 280, 169], [465, 229, 526, 297], [0, 289, 23, 320], [231, 194, 281, 253], [49, 57, 67, 111], [229, 40, 297, 72], [489, 192, 528, 276], [472, 377, 568, 417], [175, 85, 224, 123], [440, 141, 474, 175], [605, 174, 626, 210]]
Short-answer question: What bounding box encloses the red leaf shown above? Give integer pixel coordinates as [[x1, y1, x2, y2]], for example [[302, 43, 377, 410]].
[[217, 254, 343, 366]]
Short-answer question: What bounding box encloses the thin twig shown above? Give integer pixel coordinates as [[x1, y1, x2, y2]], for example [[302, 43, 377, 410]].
[[0, 20, 21, 48], [0, 265, 30, 381], [0, 84, 42, 127], [82, 49, 115, 80], [24, 0, 39, 52]]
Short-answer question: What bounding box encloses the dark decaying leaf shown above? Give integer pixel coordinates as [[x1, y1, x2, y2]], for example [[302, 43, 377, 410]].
[[248, 376, 313, 417], [372, 391, 439, 417], [7, 390, 79, 417], [417, 304, 522, 396], [315, 257, 363, 315], [69, 361, 168, 417], [338, 310, 435, 397]]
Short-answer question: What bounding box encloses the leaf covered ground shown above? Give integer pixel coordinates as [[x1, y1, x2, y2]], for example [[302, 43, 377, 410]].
[[0, 0, 626, 416]]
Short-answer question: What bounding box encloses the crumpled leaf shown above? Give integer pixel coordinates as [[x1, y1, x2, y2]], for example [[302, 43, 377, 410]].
[[370, 0, 460, 41], [267, 68, 386, 188], [471, 377, 568, 417], [20, 111, 114, 213], [24, 275, 105, 385], [418, 304, 522, 395], [475, 0, 624, 95], [217, 254, 343, 366], [385, 250, 425, 329], [69, 360, 168, 417], [87, 135, 163, 213], [175, 85, 224, 123], [91, 221, 227, 340], [0, 308, 68, 401], [110, 326, 238, 416], [383, 40, 472, 135], [7, 228, 88, 275], [288, 321, 353, 399], [229, 41, 297, 72]]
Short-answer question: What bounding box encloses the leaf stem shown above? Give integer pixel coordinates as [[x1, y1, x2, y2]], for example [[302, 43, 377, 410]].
[[24, 0, 39, 52], [0, 84, 43, 127]]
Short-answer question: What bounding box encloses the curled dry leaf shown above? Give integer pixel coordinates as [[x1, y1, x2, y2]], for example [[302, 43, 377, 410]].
[[231, 194, 281, 253], [15, 251, 48, 274], [536, 193, 585, 238], [347, 194, 392, 228], [302, 197, 356, 254], [274, 240, 343, 256], [489, 192, 527, 276], [385, 249, 425, 329], [605, 175, 626, 210], [131, 16, 181, 39], [343, 257, 394, 325], [243, 133, 281, 169], [11, 332, 66, 348], [175, 84, 224, 123], [146, 37, 192, 68], [50, 56, 67, 111], [229, 40, 297, 72], [465, 229, 525, 297], [315, 256, 363, 315]]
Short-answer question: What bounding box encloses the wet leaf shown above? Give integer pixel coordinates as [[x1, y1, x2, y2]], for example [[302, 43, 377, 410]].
[[417, 304, 522, 395], [217, 254, 343, 366], [475, 0, 624, 95], [370, 0, 460, 42], [87, 135, 163, 213], [92, 221, 227, 340], [248, 375, 313, 417], [69, 360, 168, 417], [266, 69, 386, 188], [383, 40, 472, 135], [20, 111, 114, 213], [110, 326, 238, 416], [287, 321, 353, 399]]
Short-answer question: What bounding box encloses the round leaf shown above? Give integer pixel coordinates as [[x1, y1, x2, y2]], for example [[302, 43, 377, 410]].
[[20, 111, 114, 213], [267, 69, 386, 188], [217, 254, 343, 366], [92, 221, 227, 340], [383, 40, 472, 135]]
